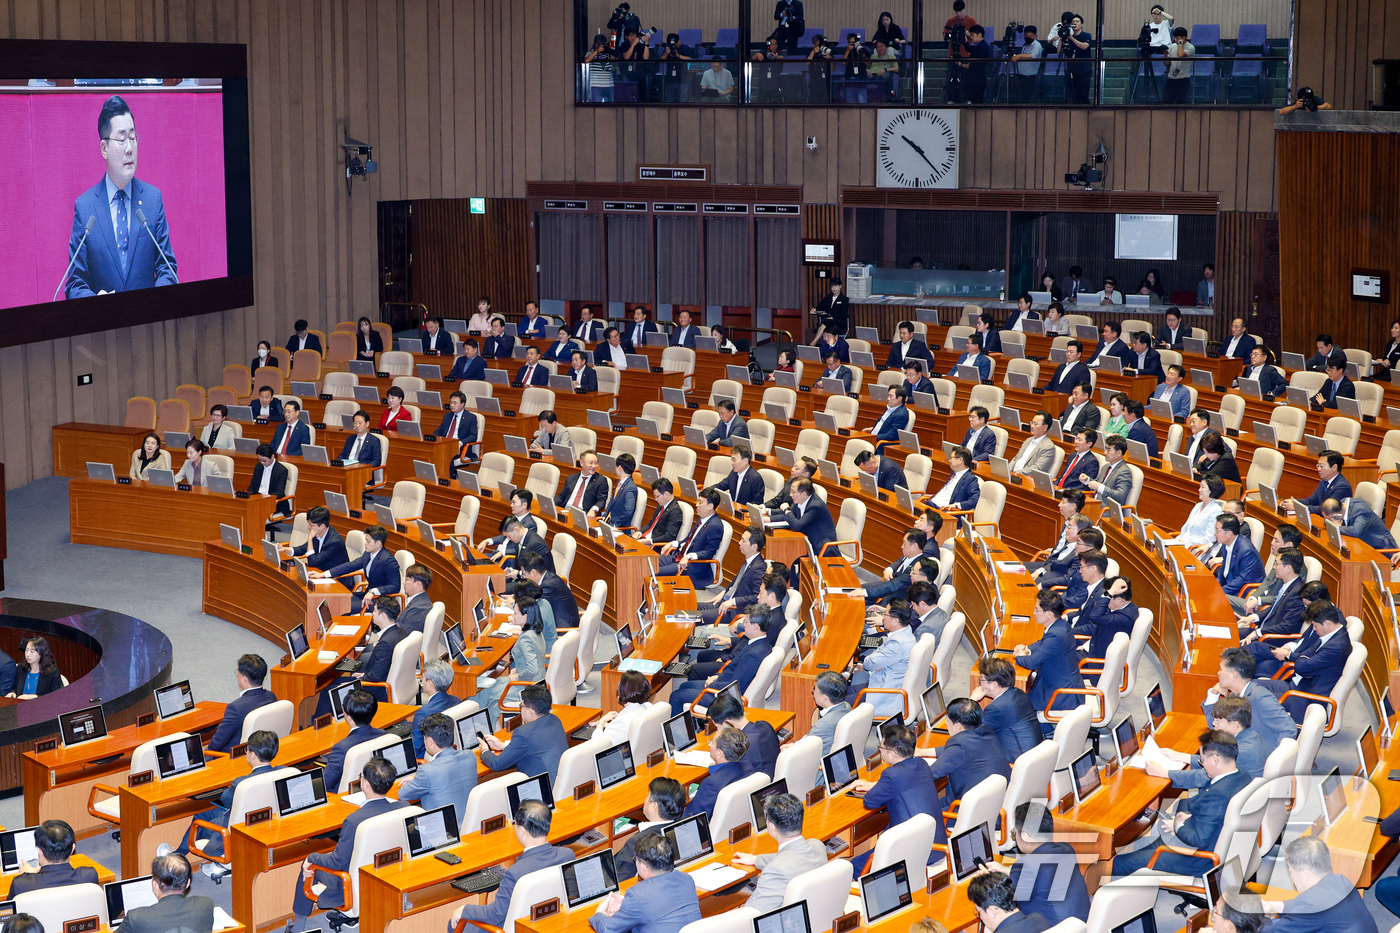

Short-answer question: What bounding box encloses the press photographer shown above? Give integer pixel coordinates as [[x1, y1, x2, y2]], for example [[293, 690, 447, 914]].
[[1278, 86, 1332, 113], [941, 0, 978, 102], [1049, 12, 1092, 103], [656, 33, 694, 102], [607, 3, 640, 38], [751, 37, 786, 103], [1009, 24, 1042, 103], [584, 34, 618, 102], [770, 0, 805, 55], [806, 35, 835, 103]]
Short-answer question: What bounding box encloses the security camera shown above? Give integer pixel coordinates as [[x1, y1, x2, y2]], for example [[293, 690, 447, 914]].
[[805, 136, 819, 151], [342, 134, 378, 195]]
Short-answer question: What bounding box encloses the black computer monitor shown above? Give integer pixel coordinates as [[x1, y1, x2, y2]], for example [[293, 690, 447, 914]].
[[317, 600, 333, 633], [373, 737, 418, 779], [822, 745, 860, 793], [709, 679, 742, 712], [472, 598, 487, 637], [561, 850, 619, 908], [1358, 723, 1380, 779], [0, 900, 15, 921], [921, 682, 947, 728], [616, 621, 636, 661], [506, 772, 555, 813], [275, 768, 329, 816], [595, 743, 637, 791], [1071, 750, 1101, 804], [949, 822, 993, 882], [444, 623, 471, 665], [1145, 683, 1166, 731], [405, 805, 461, 858], [286, 622, 310, 661], [750, 778, 789, 833], [663, 813, 713, 866], [328, 680, 358, 721], [455, 708, 495, 751], [1112, 715, 1139, 763], [859, 860, 913, 923], [154, 735, 207, 779], [663, 711, 698, 754], [0, 827, 40, 873], [58, 705, 109, 748], [154, 680, 195, 720], [1110, 908, 1158, 933], [105, 876, 159, 925], [752, 901, 811, 933], [878, 712, 905, 741]]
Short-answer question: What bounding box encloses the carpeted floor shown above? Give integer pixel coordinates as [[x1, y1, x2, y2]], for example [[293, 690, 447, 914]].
[[2, 475, 1395, 930]]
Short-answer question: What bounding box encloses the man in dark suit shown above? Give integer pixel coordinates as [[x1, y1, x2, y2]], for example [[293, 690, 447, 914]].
[[622, 307, 660, 352], [976, 313, 1003, 354], [1055, 430, 1099, 492], [520, 552, 580, 633], [982, 804, 1089, 927], [556, 449, 610, 513], [0, 650, 15, 702], [569, 350, 599, 392], [287, 506, 349, 571], [859, 532, 928, 604], [699, 526, 767, 626], [1305, 334, 1336, 372], [615, 779, 686, 881], [708, 693, 780, 779], [412, 660, 461, 759], [669, 309, 699, 348], [818, 330, 851, 363], [291, 757, 409, 929], [1258, 600, 1353, 722], [396, 567, 435, 635], [1004, 294, 1041, 333], [1058, 384, 1100, 440], [1017, 591, 1084, 717], [1293, 450, 1354, 516], [1125, 331, 1165, 382], [208, 655, 278, 753], [313, 597, 408, 715], [902, 360, 936, 397], [1111, 731, 1252, 877], [868, 385, 912, 449], [669, 606, 775, 714], [480, 684, 570, 784], [927, 697, 1012, 812], [1322, 496, 1396, 549], [1239, 548, 1304, 643], [1044, 341, 1091, 393], [119, 854, 216, 933], [1073, 574, 1137, 662], [1260, 836, 1380, 933], [973, 657, 1044, 763], [884, 321, 935, 370], [603, 453, 639, 528], [572, 306, 606, 343], [322, 691, 384, 792], [690, 571, 784, 670], [925, 446, 981, 512], [65, 96, 178, 298], [852, 724, 943, 861], [961, 406, 998, 462], [168, 730, 281, 861], [718, 445, 766, 506], [483, 317, 514, 359], [657, 489, 725, 588], [1238, 345, 1286, 398], [706, 400, 750, 447], [1122, 400, 1159, 458], [1211, 514, 1265, 598], [313, 524, 400, 614], [782, 479, 838, 555], [449, 801, 574, 930], [638, 478, 683, 546], [337, 411, 382, 466], [446, 339, 487, 382], [1156, 308, 1187, 349], [248, 446, 290, 514], [967, 872, 1052, 933], [419, 317, 454, 355], [433, 392, 478, 475], [285, 319, 323, 356], [270, 400, 310, 456], [250, 386, 286, 422], [8, 819, 100, 895], [684, 726, 750, 820], [1313, 357, 1356, 411], [519, 301, 549, 340], [820, 350, 856, 393], [855, 449, 907, 492], [1086, 322, 1135, 369], [1220, 317, 1257, 361], [514, 346, 551, 386]]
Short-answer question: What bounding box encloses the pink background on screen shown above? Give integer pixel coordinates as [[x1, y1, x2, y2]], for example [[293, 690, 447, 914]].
[[0, 91, 227, 310]]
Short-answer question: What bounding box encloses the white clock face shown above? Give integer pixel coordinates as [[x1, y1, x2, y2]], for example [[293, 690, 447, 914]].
[[877, 110, 959, 188]]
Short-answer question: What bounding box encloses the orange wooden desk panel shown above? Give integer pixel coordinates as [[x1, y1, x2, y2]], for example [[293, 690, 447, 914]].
[[116, 703, 415, 877], [22, 701, 226, 836], [229, 796, 361, 932], [240, 422, 459, 487], [269, 615, 372, 728], [783, 557, 865, 740], [1245, 502, 1390, 622], [0, 855, 116, 897], [70, 478, 277, 559], [52, 422, 153, 478], [203, 540, 353, 646], [223, 451, 375, 512]]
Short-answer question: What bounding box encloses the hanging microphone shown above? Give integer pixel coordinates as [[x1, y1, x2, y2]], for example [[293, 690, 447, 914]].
[[54, 215, 97, 301], [135, 208, 179, 284]]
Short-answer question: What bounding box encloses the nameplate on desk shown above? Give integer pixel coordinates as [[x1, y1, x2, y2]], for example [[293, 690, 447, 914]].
[[531, 899, 561, 922], [373, 847, 404, 869], [913, 718, 927, 738], [647, 749, 666, 768], [246, 806, 273, 826], [228, 742, 248, 759], [805, 785, 827, 806], [117, 477, 132, 485], [481, 814, 507, 835], [241, 545, 253, 555], [1057, 792, 1076, 814], [65, 917, 99, 933], [728, 822, 752, 844], [832, 912, 861, 933], [574, 780, 597, 801], [703, 719, 717, 736], [1104, 758, 1119, 778], [280, 654, 293, 668], [926, 869, 951, 895], [377, 371, 390, 378], [315, 713, 335, 730], [504, 715, 522, 731], [837, 428, 851, 437], [312, 423, 327, 432], [788, 418, 801, 426], [137, 712, 157, 728], [348, 780, 362, 795], [35, 738, 58, 754], [178, 483, 192, 491], [254, 418, 269, 425], [129, 769, 154, 787], [865, 752, 882, 773]]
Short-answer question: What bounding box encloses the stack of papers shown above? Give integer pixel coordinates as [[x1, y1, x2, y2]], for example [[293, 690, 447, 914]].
[[996, 561, 1028, 574], [341, 791, 368, 807], [688, 863, 747, 892], [1194, 624, 1233, 640], [1123, 735, 1181, 772], [495, 623, 523, 636], [317, 650, 338, 662], [674, 750, 714, 768], [328, 624, 359, 637], [214, 908, 239, 931]]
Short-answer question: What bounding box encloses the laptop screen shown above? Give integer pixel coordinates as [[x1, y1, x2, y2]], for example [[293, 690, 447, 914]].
[[473, 599, 487, 635], [105, 875, 159, 925], [286, 623, 310, 661], [664, 813, 714, 866], [1113, 716, 1139, 762], [317, 600, 333, 632], [0, 827, 40, 873], [595, 743, 637, 791], [921, 682, 946, 725], [664, 711, 698, 754], [752, 902, 811, 933], [1145, 683, 1166, 729], [561, 851, 619, 908], [879, 712, 905, 742], [405, 805, 461, 858], [59, 705, 109, 748], [1110, 908, 1158, 933], [1359, 724, 1380, 778], [506, 772, 555, 813], [860, 860, 913, 922], [949, 822, 993, 882], [155, 681, 195, 719], [1071, 750, 1101, 802], [373, 737, 418, 778], [617, 621, 635, 661], [750, 778, 789, 833], [328, 681, 358, 721], [155, 735, 207, 779], [455, 709, 495, 751], [443, 623, 469, 665], [823, 745, 860, 792], [275, 768, 328, 816], [1321, 766, 1346, 824]]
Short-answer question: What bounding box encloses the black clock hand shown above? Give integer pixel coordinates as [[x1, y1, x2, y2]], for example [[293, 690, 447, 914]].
[[900, 134, 940, 172]]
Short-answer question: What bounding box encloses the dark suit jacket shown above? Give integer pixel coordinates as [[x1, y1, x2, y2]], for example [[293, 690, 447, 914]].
[[65, 177, 177, 298], [1009, 842, 1089, 925], [515, 362, 551, 386], [1019, 618, 1084, 711], [324, 724, 386, 791], [717, 637, 773, 698], [863, 756, 945, 853], [1338, 499, 1397, 549], [1086, 338, 1134, 368], [993, 912, 1051, 933], [742, 720, 780, 778], [1216, 536, 1265, 595], [1045, 361, 1092, 394], [0, 652, 15, 700], [419, 330, 455, 355], [621, 320, 660, 353], [447, 354, 487, 382], [1290, 627, 1353, 699], [398, 592, 434, 634], [1255, 578, 1305, 638], [543, 338, 575, 363], [707, 415, 750, 446], [1005, 309, 1040, 331], [1258, 872, 1378, 933], [293, 527, 349, 572], [928, 723, 1011, 800], [904, 376, 936, 397], [360, 621, 407, 684], [606, 478, 639, 527], [572, 365, 599, 393], [1127, 347, 1165, 383], [483, 334, 515, 359], [484, 711, 568, 785], [875, 456, 908, 491], [961, 427, 998, 462], [325, 547, 401, 594], [519, 316, 549, 340], [1176, 768, 1252, 851], [1076, 600, 1137, 660], [1300, 475, 1353, 513], [1156, 324, 1186, 349], [8, 861, 100, 896], [641, 500, 683, 543], [669, 324, 699, 349], [1126, 418, 1159, 458], [787, 498, 838, 553], [458, 844, 574, 926], [1197, 453, 1242, 485], [721, 556, 766, 613], [411, 690, 459, 758], [270, 420, 311, 456], [930, 470, 981, 512], [884, 339, 935, 370], [820, 365, 855, 393], [979, 327, 1002, 354], [306, 797, 410, 901], [982, 688, 1043, 762], [555, 471, 610, 512], [337, 432, 382, 466], [1317, 375, 1356, 409], [121, 893, 216, 933], [1225, 333, 1257, 361], [819, 336, 851, 363], [540, 572, 580, 629], [572, 320, 606, 343], [684, 760, 748, 819], [285, 333, 323, 356], [870, 404, 910, 443], [434, 409, 478, 444], [208, 686, 278, 752], [1240, 363, 1286, 398], [721, 468, 766, 506], [250, 399, 285, 422], [1055, 449, 1098, 491], [356, 331, 384, 358]]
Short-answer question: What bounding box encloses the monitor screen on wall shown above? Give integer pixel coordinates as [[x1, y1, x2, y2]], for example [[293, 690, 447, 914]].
[[0, 39, 252, 348], [1114, 213, 1179, 261]]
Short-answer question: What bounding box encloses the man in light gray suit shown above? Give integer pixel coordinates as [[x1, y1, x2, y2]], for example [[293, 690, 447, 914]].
[[1008, 412, 1058, 477], [808, 671, 852, 757], [908, 581, 951, 644], [732, 793, 828, 911], [396, 713, 476, 824], [1082, 435, 1133, 504], [120, 854, 215, 933], [1206, 647, 1298, 754]]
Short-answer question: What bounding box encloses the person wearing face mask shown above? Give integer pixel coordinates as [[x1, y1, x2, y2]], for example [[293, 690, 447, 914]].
[[251, 340, 275, 372]]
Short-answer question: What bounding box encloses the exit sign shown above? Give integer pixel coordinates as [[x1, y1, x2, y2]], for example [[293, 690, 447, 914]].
[[470, 198, 485, 214]]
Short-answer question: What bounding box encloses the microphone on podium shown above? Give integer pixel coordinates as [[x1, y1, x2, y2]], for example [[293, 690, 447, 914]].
[[136, 208, 179, 284], [53, 215, 96, 301]]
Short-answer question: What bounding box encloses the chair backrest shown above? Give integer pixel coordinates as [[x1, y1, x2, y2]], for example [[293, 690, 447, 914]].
[[291, 349, 322, 382], [679, 909, 761, 933], [929, 613, 965, 686], [1356, 480, 1386, 517], [771, 734, 823, 798], [968, 384, 1005, 412], [783, 858, 854, 933], [380, 350, 415, 376], [709, 379, 745, 408], [526, 462, 561, 499], [1257, 738, 1299, 852], [129, 731, 193, 775], [1323, 416, 1360, 456], [711, 772, 771, 836], [460, 379, 492, 401], [1124, 464, 1144, 508], [987, 425, 1009, 460], [176, 384, 206, 417], [626, 702, 671, 761], [999, 741, 1059, 850], [596, 367, 620, 397], [1217, 395, 1245, 431], [336, 734, 402, 793], [838, 438, 876, 479], [1242, 516, 1264, 555], [1050, 705, 1093, 799], [868, 813, 938, 875], [611, 435, 644, 462], [241, 699, 295, 740], [339, 804, 423, 920], [575, 604, 604, 688], [1084, 878, 1159, 933], [553, 532, 578, 581], [477, 454, 515, 498], [675, 500, 694, 543], [746, 419, 775, 456], [379, 631, 424, 704], [460, 772, 529, 834], [324, 371, 359, 397], [903, 453, 932, 493], [1356, 381, 1386, 418], [547, 630, 580, 706], [660, 347, 696, 376], [1045, 921, 1088, 933], [223, 365, 253, 399], [390, 481, 427, 521], [701, 455, 732, 489], [831, 702, 876, 753], [662, 446, 697, 484], [876, 370, 905, 388], [794, 428, 830, 463], [1002, 358, 1040, 386], [326, 330, 357, 365], [14, 883, 107, 931], [761, 387, 798, 420], [1292, 704, 1328, 778], [519, 388, 556, 417], [929, 378, 956, 410], [157, 398, 191, 435], [391, 375, 428, 394], [743, 646, 786, 710], [421, 602, 447, 667], [824, 395, 860, 429], [554, 735, 612, 796], [947, 773, 1008, 840], [1246, 448, 1284, 494], [835, 498, 866, 564], [690, 409, 720, 434], [640, 401, 675, 434], [1320, 642, 1368, 736], [1121, 610, 1154, 696], [973, 480, 1007, 531]]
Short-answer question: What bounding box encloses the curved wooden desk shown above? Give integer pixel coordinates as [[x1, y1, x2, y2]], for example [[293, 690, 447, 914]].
[[70, 477, 277, 558], [202, 540, 352, 645]]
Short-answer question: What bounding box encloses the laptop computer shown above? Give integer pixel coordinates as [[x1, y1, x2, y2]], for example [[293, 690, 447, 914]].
[[405, 805, 461, 858], [773, 370, 798, 390], [275, 767, 328, 816], [662, 387, 687, 406], [219, 523, 241, 551], [227, 405, 254, 422], [375, 736, 418, 778], [232, 436, 261, 456], [855, 326, 880, 344], [0, 827, 40, 873], [763, 402, 789, 422], [1002, 341, 1025, 360], [1338, 396, 1363, 419], [506, 772, 555, 813], [949, 821, 994, 882], [154, 734, 207, 779], [998, 406, 1023, 430], [353, 385, 381, 402], [595, 743, 637, 791], [549, 374, 574, 392], [1303, 434, 1328, 456], [397, 421, 424, 440], [105, 875, 160, 926], [454, 708, 495, 751], [850, 351, 875, 370], [164, 431, 190, 449], [416, 364, 443, 382], [774, 447, 796, 468], [413, 460, 440, 485], [1075, 324, 1099, 341], [1281, 351, 1307, 371], [1125, 294, 1150, 308], [1235, 376, 1262, 399], [912, 390, 937, 410], [154, 680, 195, 720], [146, 468, 176, 488], [684, 425, 709, 448], [988, 455, 1011, 482], [346, 360, 375, 376], [485, 369, 509, 385], [664, 813, 715, 867], [1145, 683, 1167, 733], [1125, 439, 1150, 465], [898, 429, 920, 453], [587, 410, 613, 431], [1007, 370, 1032, 390], [947, 335, 968, 353], [561, 851, 620, 908], [860, 860, 914, 922], [637, 462, 660, 485], [695, 336, 719, 353], [1285, 386, 1312, 409], [301, 445, 329, 465], [87, 462, 116, 483], [552, 443, 576, 465], [323, 490, 350, 516], [955, 364, 982, 383], [59, 705, 108, 748], [1147, 398, 1174, 421], [1098, 354, 1123, 375], [1023, 318, 1045, 336], [398, 338, 423, 353], [326, 681, 358, 721], [635, 418, 661, 439], [285, 622, 311, 663], [1049, 347, 1067, 365], [1181, 336, 1206, 357], [416, 390, 443, 410], [822, 745, 860, 793], [749, 778, 789, 832], [626, 353, 650, 370], [813, 412, 838, 433]]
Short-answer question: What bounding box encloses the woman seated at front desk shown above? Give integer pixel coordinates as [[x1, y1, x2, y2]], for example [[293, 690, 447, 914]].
[[173, 440, 223, 487], [129, 433, 170, 480], [7, 636, 62, 699]]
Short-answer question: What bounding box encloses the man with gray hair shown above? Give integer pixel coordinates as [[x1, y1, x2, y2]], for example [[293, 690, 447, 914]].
[[731, 793, 826, 911], [412, 659, 461, 758], [120, 854, 215, 933], [1259, 836, 1377, 931]]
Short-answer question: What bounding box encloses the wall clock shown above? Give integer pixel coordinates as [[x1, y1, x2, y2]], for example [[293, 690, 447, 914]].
[[877, 110, 959, 188]]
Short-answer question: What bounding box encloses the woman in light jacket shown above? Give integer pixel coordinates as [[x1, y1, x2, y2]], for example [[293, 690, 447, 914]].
[[129, 433, 170, 480]]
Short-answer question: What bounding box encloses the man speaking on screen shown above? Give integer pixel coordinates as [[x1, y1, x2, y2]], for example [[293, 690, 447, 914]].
[[64, 95, 178, 299]]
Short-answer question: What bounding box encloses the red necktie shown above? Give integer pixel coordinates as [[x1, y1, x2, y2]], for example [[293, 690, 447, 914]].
[[449, 413, 461, 438], [525, 365, 535, 383], [570, 474, 589, 508], [644, 506, 663, 535], [1058, 453, 1082, 488], [278, 426, 292, 455]]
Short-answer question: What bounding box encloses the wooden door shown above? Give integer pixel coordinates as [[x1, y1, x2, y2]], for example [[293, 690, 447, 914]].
[[1251, 217, 1281, 351]]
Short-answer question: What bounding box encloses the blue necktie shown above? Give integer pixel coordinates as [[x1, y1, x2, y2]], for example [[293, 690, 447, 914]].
[[114, 189, 130, 274]]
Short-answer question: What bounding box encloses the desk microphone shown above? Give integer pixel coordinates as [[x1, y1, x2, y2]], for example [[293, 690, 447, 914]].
[[135, 208, 180, 284], [53, 215, 96, 300]]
